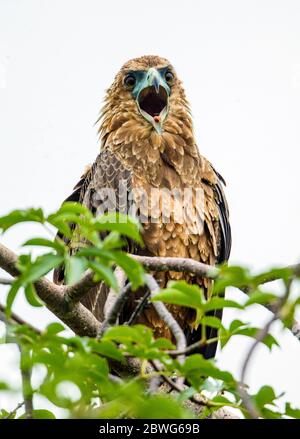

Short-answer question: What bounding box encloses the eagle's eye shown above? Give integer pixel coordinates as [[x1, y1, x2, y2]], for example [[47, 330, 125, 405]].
[[165, 70, 174, 85], [124, 74, 136, 89]]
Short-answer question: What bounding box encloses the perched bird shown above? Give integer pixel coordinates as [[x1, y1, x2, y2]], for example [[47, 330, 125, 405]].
[[54, 55, 231, 359]]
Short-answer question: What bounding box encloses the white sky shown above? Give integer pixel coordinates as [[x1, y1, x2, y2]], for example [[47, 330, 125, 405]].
[[0, 0, 300, 417]]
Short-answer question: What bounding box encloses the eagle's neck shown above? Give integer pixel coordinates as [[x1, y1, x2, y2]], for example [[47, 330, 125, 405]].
[[98, 97, 201, 186]]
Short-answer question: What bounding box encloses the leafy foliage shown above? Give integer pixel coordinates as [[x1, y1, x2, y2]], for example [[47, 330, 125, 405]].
[[0, 205, 299, 419]]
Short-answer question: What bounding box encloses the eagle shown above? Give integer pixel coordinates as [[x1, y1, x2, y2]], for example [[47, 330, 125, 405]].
[[54, 55, 231, 359]]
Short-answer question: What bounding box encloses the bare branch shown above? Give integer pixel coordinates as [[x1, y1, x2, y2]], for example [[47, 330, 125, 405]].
[[133, 255, 300, 286], [3, 401, 25, 419], [165, 338, 218, 357], [145, 274, 186, 364], [126, 291, 150, 325], [98, 283, 132, 338], [103, 267, 126, 319], [21, 366, 33, 418], [133, 255, 300, 343], [238, 279, 293, 419], [132, 255, 219, 279], [0, 277, 13, 285], [0, 242, 299, 346], [0, 303, 41, 334], [63, 269, 96, 305], [0, 242, 101, 337]]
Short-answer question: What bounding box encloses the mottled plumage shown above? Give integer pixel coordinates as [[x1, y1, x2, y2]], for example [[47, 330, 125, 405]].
[[54, 55, 231, 358]]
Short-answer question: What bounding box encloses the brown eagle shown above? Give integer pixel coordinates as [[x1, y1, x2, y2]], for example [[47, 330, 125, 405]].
[[54, 55, 231, 359]]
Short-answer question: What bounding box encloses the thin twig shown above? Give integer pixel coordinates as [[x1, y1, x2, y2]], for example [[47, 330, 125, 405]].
[[145, 274, 186, 365], [0, 277, 13, 285], [18, 345, 33, 419], [238, 279, 293, 419], [63, 269, 96, 305], [98, 283, 132, 338], [150, 360, 235, 410], [0, 303, 41, 334], [103, 267, 126, 319], [3, 401, 25, 419], [126, 291, 151, 326], [165, 337, 219, 357], [108, 373, 123, 384]]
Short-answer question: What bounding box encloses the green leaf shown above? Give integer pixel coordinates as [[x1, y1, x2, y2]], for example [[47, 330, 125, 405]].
[[245, 290, 278, 307], [151, 338, 175, 349], [19, 254, 64, 284], [211, 395, 234, 405], [65, 256, 87, 285], [102, 232, 125, 250], [236, 328, 279, 350], [182, 354, 235, 387], [32, 409, 56, 419], [252, 267, 293, 287], [213, 265, 251, 294], [45, 322, 66, 335], [254, 385, 276, 408], [48, 212, 84, 226], [203, 297, 244, 312], [78, 248, 144, 290], [47, 216, 72, 238], [152, 281, 204, 310], [24, 283, 43, 307], [88, 261, 118, 291], [200, 316, 225, 330], [91, 340, 125, 362], [137, 395, 193, 419], [6, 281, 21, 317], [22, 237, 66, 254], [0, 409, 12, 419], [229, 319, 248, 332], [0, 381, 10, 390], [0, 208, 45, 232], [285, 402, 300, 418], [106, 251, 144, 290], [56, 202, 93, 218], [94, 213, 143, 244], [103, 325, 147, 345]]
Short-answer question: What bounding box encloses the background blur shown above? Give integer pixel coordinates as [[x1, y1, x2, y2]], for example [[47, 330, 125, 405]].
[[0, 0, 300, 416]]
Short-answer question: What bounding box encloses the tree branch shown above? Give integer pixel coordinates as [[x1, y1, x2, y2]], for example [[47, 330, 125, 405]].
[[0, 242, 101, 337], [19, 346, 33, 419], [0, 242, 299, 346], [132, 255, 219, 279], [0, 303, 41, 334], [3, 401, 25, 419], [145, 274, 186, 365], [0, 277, 13, 285], [125, 291, 150, 325], [238, 279, 293, 418], [98, 283, 132, 337]]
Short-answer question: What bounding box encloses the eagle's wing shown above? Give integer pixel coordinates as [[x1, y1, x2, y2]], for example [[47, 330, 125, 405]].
[[186, 162, 231, 358], [212, 167, 232, 264], [53, 149, 134, 321]]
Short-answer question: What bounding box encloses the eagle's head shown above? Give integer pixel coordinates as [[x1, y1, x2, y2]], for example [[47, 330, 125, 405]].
[[100, 55, 192, 139]]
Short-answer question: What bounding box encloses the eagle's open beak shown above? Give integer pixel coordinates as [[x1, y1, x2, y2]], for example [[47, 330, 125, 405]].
[[137, 68, 169, 134]]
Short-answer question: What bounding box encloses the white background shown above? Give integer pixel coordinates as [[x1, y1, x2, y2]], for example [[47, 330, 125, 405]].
[[0, 0, 300, 417]]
